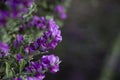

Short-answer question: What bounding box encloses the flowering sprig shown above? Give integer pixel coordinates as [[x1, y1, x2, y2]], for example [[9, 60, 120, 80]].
[[0, 0, 68, 80]]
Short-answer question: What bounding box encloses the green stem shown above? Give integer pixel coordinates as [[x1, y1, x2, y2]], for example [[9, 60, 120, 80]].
[[99, 34, 120, 80]]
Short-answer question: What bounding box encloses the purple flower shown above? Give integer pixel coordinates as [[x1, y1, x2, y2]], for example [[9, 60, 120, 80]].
[[27, 77, 34, 80], [13, 34, 24, 48], [35, 18, 62, 51], [31, 16, 40, 26], [43, 19, 62, 49], [27, 73, 45, 80], [47, 19, 62, 48], [25, 61, 43, 73], [14, 77, 22, 80], [36, 36, 47, 52], [16, 35, 24, 43], [16, 53, 23, 62], [0, 42, 9, 58], [25, 54, 60, 79], [35, 73, 45, 80], [29, 16, 47, 29], [0, 10, 8, 26], [41, 54, 60, 73], [54, 5, 67, 19], [19, 25, 24, 32], [24, 45, 35, 55]]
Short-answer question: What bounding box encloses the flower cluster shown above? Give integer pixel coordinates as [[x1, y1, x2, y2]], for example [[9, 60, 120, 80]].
[[23, 16, 62, 53], [15, 55, 60, 80], [0, 0, 34, 26], [41, 54, 60, 73], [34, 18, 62, 51]]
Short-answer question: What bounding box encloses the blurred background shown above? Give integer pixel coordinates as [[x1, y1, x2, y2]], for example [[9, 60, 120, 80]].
[[46, 0, 120, 80]]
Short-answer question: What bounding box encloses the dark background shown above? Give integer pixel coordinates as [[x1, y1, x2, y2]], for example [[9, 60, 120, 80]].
[[46, 0, 120, 80]]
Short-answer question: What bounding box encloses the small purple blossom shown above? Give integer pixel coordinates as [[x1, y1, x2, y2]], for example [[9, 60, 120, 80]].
[[19, 25, 24, 32], [54, 5, 67, 19], [16, 53, 23, 62], [13, 34, 24, 48], [0, 42, 9, 58], [24, 45, 35, 55], [16, 35, 24, 43]]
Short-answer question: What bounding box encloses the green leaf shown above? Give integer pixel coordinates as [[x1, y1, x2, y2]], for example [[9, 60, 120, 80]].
[[5, 62, 13, 78], [56, 19, 63, 27], [19, 59, 27, 73], [23, 3, 36, 18], [5, 62, 10, 77], [46, 15, 54, 20]]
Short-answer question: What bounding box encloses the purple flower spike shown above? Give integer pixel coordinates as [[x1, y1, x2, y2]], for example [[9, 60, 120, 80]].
[[25, 16, 62, 51], [34, 18, 62, 51]]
